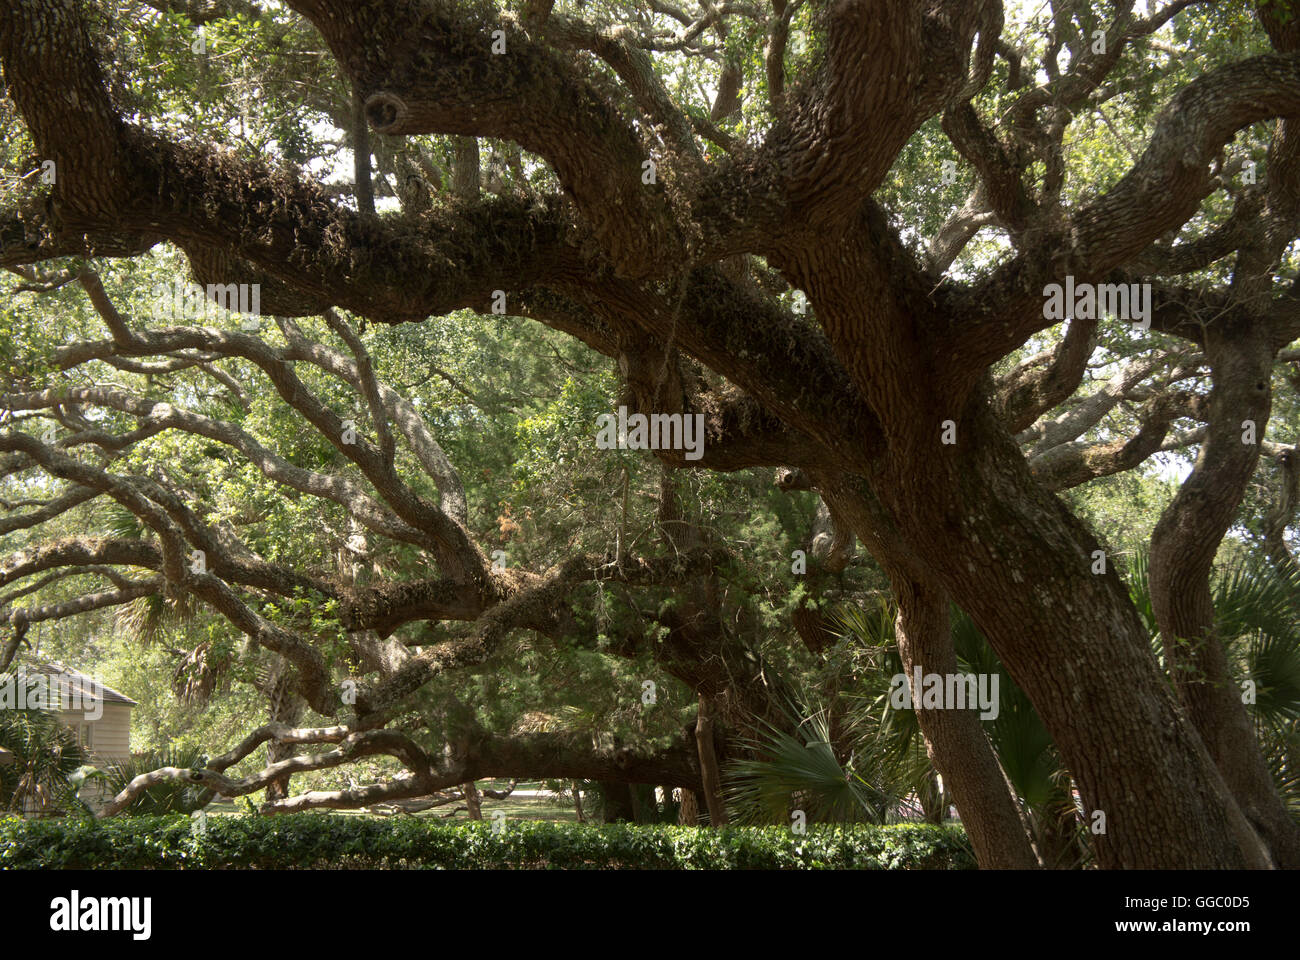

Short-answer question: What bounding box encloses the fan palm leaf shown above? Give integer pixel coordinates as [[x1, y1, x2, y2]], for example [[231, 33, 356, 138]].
[[100, 743, 215, 816], [0, 704, 93, 817]]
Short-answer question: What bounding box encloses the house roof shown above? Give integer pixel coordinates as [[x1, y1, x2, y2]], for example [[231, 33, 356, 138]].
[[20, 662, 137, 707]]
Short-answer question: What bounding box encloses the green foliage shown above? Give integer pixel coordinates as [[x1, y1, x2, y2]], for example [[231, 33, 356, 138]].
[[794, 550, 1300, 853], [743, 602, 1087, 862], [3, 0, 1298, 854], [1208, 555, 1300, 813], [726, 692, 902, 826], [0, 814, 973, 870], [0, 707, 93, 818], [99, 744, 215, 816]]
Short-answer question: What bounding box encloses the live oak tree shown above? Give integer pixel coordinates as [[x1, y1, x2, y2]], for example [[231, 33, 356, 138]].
[[3, 0, 1300, 868]]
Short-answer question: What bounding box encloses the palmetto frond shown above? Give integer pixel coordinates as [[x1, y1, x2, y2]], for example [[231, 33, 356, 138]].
[[100, 743, 215, 816], [115, 591, 196, 647], [1213, 555, 1300, 649], [724, 700, 894, 826], [0, 704, 92, 817], [1258, 721, 1300, 815]]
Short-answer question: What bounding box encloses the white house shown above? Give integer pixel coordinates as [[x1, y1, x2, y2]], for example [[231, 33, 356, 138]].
[[4, 662, 136, 811], [34, 662, 137, 769]]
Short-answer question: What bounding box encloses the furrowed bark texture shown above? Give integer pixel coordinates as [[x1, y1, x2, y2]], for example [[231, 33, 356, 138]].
[[1149, 319, 1300, 867], [892, 576, 1041, 869]]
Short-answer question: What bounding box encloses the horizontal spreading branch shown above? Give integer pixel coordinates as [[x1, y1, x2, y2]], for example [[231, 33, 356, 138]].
[[98, 722, 703, 817]]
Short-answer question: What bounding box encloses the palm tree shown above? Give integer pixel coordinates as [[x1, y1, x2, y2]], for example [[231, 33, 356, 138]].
[[100, 744, 216, 815], [724, 603, 946, 829], [724, 599, 1086, 860], [724, 689, 908, 825], [0, 704, 93, 817], [1127, 548, 1300, 814]]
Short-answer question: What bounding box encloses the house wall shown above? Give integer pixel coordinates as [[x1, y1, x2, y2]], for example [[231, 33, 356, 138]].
[[56, 702, 132, 810], [94, 703, 131, 767]]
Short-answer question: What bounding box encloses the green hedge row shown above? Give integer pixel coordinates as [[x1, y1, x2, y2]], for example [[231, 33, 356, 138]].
[[0, 815, 974, 870]]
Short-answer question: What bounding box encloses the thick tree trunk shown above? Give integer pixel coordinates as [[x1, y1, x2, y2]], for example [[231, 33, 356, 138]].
[[1149, 319, 1300, 868], [858, 402, 1271, 868], [8, 0, 1296, 869], [598, 781, 635, 823], [774, 198, 1280, 867]]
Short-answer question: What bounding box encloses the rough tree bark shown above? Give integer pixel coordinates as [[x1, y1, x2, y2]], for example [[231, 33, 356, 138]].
[[869, 400, 1272, 868], [813, 473, 1040, 869], [677, 788, 699, 825], [264, 664, 305, 804], [891, 575, 1041, 869], [4, 0, 1300, 868], [1148, 315, 1300, 870]]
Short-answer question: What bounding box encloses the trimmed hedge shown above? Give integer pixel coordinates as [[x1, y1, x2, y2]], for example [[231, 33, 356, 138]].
[[0, 815, 974, 870]]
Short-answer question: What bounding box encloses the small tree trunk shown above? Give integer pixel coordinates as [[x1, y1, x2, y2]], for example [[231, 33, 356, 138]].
[[891, 574, 1041, 868], [462, 781, 483, 820], [1262, 446, 1300, 576], [572, 781, 586, 823], [351, 84, 374, 215], [918, 771, 944, 824], [695, 693, 729, 826], [678, 789, 699, 825]]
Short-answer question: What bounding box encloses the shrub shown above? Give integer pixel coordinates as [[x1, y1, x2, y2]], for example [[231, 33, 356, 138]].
[[0, 708, 93, 818], [0, 814, 974, 870], [99, 745, 216, 816]]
